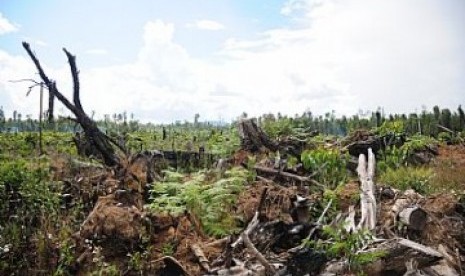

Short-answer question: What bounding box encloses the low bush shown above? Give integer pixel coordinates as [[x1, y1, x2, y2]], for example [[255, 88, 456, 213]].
[[379, 166, 434, 194]]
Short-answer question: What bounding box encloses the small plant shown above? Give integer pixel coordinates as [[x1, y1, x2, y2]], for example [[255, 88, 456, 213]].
[[161, 242, 175, 256], [301, 148, 349, 189], [378, 135, 438, 171], [305, 223, 386, 272], [54, 237, 75, 276], [127, 251, 144, 273]]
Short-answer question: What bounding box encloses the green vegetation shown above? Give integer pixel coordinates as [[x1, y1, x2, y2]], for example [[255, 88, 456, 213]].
[[305, 223, 386, 271], [0, 158, 61, 273], [379, 166, 434, 194], [302, 148, 349, 189], [148, 167, 248, 237]]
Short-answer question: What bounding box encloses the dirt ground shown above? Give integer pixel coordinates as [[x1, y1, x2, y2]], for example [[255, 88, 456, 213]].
[[46, 145, 465, 275]]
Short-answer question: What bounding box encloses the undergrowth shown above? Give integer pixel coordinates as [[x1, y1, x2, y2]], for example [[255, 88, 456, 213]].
[[305, 223, 386, 272], [148, 167, 248, 237], [301, 147, 349, 189], [379, 166, 434, 194]]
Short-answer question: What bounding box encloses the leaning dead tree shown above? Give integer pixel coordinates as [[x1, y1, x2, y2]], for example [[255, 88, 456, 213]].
[[22, 42, 120, 166]]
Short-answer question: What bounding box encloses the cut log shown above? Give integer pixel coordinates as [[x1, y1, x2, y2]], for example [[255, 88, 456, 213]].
[[398, 206, 428, 231], [389, 189, 424, 228]]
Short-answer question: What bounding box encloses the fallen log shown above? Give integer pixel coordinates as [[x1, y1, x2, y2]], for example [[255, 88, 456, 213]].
[[398, 206, 428, 231]]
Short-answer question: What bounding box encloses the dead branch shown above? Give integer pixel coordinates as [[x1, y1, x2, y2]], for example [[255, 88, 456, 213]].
[[254, 165, 323, 187], [63, 48, 83, 111], [231, 188, 268, 249], [231, 210, 260, 249], [241, 231, 276, 275], [190, 244, 210, 272]]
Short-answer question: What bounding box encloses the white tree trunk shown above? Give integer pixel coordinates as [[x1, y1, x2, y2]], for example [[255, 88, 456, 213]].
[[357, 148, 377, 231]]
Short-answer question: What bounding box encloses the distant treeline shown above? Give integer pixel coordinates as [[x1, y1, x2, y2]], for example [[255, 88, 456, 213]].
[[1, 105, 464, 137], [255, 105, 465, 137]]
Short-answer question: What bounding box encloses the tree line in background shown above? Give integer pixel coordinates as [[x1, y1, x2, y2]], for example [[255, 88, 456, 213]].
[[0, 105, 464, 138], [257, 105, 465, 138]]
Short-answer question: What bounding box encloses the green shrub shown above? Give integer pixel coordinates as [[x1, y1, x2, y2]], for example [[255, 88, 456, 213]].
[[0, 159, 60, 273], [301, 148, 349, 189], [378, 135, 438, 171], [379, 166, 434, 194], [376, 120, 404, 136]]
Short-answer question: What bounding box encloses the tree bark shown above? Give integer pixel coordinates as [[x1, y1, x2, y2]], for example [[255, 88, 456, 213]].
[[47, 89, 55, 123]]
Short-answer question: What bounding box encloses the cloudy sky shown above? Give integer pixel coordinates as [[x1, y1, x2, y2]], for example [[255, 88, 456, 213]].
[[0, 0, 464, 123]]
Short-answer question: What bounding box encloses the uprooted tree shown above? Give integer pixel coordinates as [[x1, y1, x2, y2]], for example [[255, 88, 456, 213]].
[[22, 42, 120, 167]]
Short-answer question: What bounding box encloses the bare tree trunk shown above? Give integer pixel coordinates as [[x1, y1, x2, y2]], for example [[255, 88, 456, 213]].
[[47, 88, 55, 123], [357, 148, 377, 231]]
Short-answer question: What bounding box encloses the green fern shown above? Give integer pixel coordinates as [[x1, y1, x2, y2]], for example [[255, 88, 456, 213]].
[[148, 167, 247, 237]]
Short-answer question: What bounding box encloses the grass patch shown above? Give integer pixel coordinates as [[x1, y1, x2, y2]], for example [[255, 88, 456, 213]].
[[379, 166, 434, 194], [431, 158, 465, 193]]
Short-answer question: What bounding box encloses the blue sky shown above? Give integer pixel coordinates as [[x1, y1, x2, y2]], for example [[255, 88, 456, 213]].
[[0, 0, 288, 67], [1, 0, 464, 123]]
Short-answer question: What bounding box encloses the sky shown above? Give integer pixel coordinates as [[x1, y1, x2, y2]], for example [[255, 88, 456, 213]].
[[0, 0, 464, 123]]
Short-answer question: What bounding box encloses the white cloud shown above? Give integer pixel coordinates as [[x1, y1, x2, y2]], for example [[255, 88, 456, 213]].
[[0, 13, 18, 34], [22, 37, 48, 47], [0, 1, 463, 123], [35, 40, 47, 47], [85, 48, 107, 55], [187, 20, 225, 31]]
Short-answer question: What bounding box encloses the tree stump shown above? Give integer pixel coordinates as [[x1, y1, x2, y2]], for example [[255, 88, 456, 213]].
[[238, 119, 279, 152]]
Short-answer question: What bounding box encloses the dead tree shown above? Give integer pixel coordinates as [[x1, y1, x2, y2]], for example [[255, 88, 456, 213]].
[[22, 42, 119, 166]]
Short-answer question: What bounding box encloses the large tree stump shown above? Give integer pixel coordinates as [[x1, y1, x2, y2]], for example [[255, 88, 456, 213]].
[[238, 119, 279, 152]]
